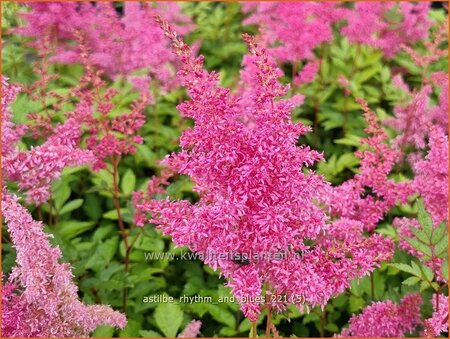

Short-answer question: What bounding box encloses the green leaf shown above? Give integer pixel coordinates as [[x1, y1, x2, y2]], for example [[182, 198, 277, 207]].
[[435, 233, 448, 258], [405, 237, 433, 257], [420, 280, 430, 292], [410, 226, 431, 245], [121, 169, 136, 196], [441, 258, 448, 280], [119, 319, 141, 338], [103, 208, 128, 220], [402, 276, 421, 286], [59, 199, 84, 215], [325, 323, 339, 333], [207, 304, 236, 328], [389, 263, 418, 276], [92, 325, 115, 337], [431, 222, 447, 244], [334, 134, 362, 147], [53, 181, 71, 211], [349, 295, 365, 313], [417, 200, 433, 237], [420, 264, 434, 282], [57, 221, 95, 240], [154, 302, 183, 337], [139, 330, 162, 338]]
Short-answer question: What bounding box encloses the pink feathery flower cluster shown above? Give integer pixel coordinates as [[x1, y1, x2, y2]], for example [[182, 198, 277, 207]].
[[326, 98, 412, 232], [178, 320, 202, 338], [1, 77, 26, 157], [424, 294, 449, 337], [72, 94, 145, 171], [412, 127, 449, 225], [340, 293, 423, 337], [1, 193, 127, 337], [294, 59, 321, 86], [2, 77, 94, 205], [341, 2, 431, 58], [386, 21, 448, 150], [16, 2, 193, 91], [386, 83, 433, 149], [134, 18, 393, 321], [386, 72, 448, 150], [392, 128, 447, 280], [430, 72, 449, 130], [243, 2, 430, 61], [242, 2, 345, 62], [67, 35, 146, 171]]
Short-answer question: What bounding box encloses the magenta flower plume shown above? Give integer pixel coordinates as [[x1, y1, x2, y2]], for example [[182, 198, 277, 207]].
[[424, 294, 448, 337], [15, 2, 193, 90], [341, 2, 430, 58], [340, 293, 423, 337], [412, 126, 449, 225], [242, 2, 346, 63], [326, 98, 412, 232], [2, 77, 94, 205], [178, 320, 202, 338], [1, 193, 126, 337], [134, 18, 394, 321]]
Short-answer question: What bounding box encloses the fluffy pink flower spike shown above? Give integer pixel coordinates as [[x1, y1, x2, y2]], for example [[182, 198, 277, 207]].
[[134, 17, 394, 322], [1, 193, 126, 337]]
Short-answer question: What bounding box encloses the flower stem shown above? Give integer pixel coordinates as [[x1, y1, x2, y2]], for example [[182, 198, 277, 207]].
[[111, 155, 130, 312], [265, 304, 272, 337]]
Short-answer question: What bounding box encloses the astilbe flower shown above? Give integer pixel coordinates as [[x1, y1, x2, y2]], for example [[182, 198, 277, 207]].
[[385, 83, 433, 149], [392, 128, 447, 281], [1, 77, 26, 158], [326, 98, 412, 232], [178, 320, 202, 338], [429, 71, 449, 130], [242, 2, 345, 83], [242, 2, 345, 62], [386, 72, 448, 150], [1, 77, 94, 205], [1, 193, 126, 337], [340, 293, 423, 337], [293, 59, 321, 86], [16, 2, 193, 91], [386, 22, 448, 149], [424, 294, 448, 337], [411, 127, 449, 225], [341, 2, 431, 58], [68, 32, 146, 171], [134, 18, 393, 322]]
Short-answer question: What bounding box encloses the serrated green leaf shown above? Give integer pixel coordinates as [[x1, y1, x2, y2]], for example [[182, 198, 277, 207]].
[[402, 276, 420, 286], [389, 263, 418, 276], [435, 233, 448, 258], [417, 200, 433, 237], [154, 302, 183, 337], [420, 264, 434, 282], [442, 258, 448, 280], [431, 222, 447, 245], [410, 226, 431, 245], [420, 280, 430, 292], [405, 237, 433, 257]]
